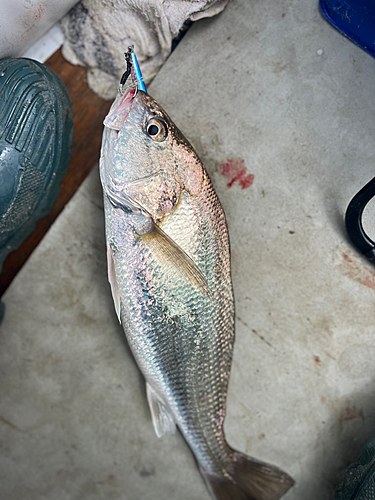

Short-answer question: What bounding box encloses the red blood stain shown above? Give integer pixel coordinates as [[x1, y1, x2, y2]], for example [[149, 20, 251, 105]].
[[220, 158, 254, 189], [343, 253, 353, 264], [339, 404, 364, 425], [34, 3, 46, 23], [342, 252, 375, 291], [22, 2, 46, 32], [314, 355, 321, 364]]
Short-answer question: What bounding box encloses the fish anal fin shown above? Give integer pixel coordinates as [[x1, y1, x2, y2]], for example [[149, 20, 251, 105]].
[[201, 450, 294, 500], [107, 244, 121, 323], [146, 383, 176, 438]]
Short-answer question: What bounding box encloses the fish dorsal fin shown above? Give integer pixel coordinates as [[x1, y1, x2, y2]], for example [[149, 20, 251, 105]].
[[140, 222, 210, 295], [107, 244, 121, 323], [146, 383, 176, 438]]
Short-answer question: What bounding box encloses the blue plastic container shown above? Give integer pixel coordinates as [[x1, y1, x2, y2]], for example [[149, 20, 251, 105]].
[[320, 0, 375, 58]]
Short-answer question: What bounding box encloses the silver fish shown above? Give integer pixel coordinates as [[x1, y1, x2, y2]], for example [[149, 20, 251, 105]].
[[99, 64, 294, 500]]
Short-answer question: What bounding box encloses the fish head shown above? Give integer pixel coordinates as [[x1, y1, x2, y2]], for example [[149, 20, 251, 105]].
[[100, 88, 203, 221]]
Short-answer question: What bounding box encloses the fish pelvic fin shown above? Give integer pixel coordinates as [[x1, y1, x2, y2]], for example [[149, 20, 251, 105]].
[[201, 450, 294, 500], [107, 243, 121, 323], [146, 383, 176, 438]]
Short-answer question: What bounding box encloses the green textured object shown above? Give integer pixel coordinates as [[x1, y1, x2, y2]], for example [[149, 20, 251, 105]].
[[335, 439, 375, 500], [0, 57, 73, 271]]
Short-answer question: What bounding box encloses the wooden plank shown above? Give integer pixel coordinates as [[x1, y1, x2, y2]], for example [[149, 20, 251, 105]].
[[0, 49, 111, 297]]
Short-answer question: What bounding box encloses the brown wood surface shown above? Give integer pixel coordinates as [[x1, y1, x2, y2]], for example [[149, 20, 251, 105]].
[[0, 49, 111, 297]]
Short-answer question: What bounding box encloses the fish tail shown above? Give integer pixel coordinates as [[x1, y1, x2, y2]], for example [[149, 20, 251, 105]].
[[201, 450, 294, 500]]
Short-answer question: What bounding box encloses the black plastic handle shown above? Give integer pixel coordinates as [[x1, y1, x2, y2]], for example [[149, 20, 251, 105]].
[[345, 176, 375, 262]]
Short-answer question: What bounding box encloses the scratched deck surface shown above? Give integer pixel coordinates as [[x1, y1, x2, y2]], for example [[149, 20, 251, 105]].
[[1, 1, 375, 499]]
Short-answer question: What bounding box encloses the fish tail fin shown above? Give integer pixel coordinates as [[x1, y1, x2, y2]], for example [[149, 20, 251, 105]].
[[201, 450, 294, 500]]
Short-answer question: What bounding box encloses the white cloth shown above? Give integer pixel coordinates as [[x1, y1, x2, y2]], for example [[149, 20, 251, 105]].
[[60, 0, 228, 99]]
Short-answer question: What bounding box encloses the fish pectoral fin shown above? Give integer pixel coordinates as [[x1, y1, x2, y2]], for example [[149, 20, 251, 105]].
[[146, 383, 176, 438], [105, 187, 152, 220], [141, 223, 210, 295], [107, 244, 121, 323]]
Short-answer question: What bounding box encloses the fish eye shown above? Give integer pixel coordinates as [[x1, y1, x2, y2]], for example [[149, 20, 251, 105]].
[[146, 117, 167, 141]]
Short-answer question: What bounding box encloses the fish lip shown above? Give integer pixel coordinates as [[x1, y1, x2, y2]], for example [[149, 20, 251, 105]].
[[103, 47, 145, 131], [100, 85, 137, 195], [100, 84, 138, 198], [103, 86, 137, 131]]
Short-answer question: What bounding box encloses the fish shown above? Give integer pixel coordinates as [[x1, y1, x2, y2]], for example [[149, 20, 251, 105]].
[[99, 49, 294, 500]]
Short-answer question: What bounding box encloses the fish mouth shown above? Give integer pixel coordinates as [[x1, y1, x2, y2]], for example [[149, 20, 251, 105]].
[[103, 47, 146, 132], [100, 48, 147, 203], [103, 85, 136, 131], [100, 50, 138, 200]]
